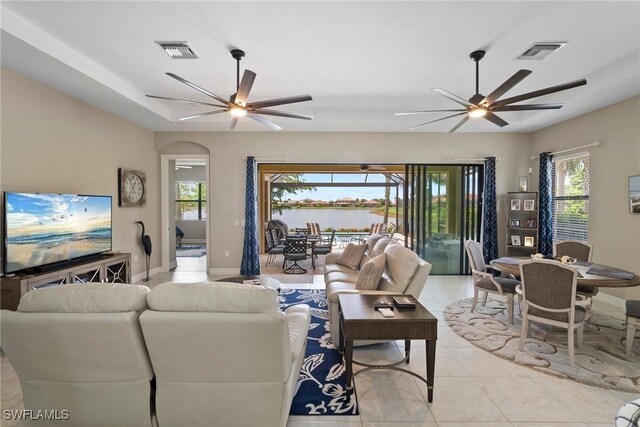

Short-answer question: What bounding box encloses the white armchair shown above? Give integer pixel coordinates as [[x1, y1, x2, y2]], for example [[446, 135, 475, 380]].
[[1, 283, 154, 427], [139, 282, 310, 427]]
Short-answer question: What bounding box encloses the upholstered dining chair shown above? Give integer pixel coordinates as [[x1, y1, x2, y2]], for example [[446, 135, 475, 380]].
[[283, 235, 308, 274], [465, 240, 520, 324], [553, 240, 597, 316], [553, 240, 594, 262], [518, 259, 590, 367], [626, 300, 640, 356]]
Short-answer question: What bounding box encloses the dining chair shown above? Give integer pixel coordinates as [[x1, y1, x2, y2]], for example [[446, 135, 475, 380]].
[[306, 222, 321, 236], [626, 300, 640, 356], [518, 259, 590, 367], [553, 240, 597, 317], [553, 240, 594, 262], [465, 240, 520, 324], [283, 235, 308, 274]]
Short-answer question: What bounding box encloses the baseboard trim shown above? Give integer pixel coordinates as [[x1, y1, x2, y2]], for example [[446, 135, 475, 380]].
[[131, 266, 163, 284], [594, 291, 625, 310], [209, 268, 240, 275], [169, 260, 178, 270]]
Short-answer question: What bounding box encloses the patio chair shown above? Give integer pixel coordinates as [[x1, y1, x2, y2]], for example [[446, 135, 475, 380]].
[[306, 222, 321, 236], [465, 240, 520, 324], [283, 235, 308, 274], [553, 240, 597, 316], [312, 230, 335, 268], [265, 230, 284, 265], [518, 259, 589, 367]]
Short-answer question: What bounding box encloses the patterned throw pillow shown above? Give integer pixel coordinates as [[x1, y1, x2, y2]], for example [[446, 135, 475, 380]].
[[336, 243, 367, 271], [356, 253, 387, 290]]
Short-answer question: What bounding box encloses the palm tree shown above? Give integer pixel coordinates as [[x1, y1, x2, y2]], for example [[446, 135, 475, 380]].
[[383, 176, 391, 225]]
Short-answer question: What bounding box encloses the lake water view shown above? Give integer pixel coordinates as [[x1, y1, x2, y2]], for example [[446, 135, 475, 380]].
[[273, 208, 386, 230]]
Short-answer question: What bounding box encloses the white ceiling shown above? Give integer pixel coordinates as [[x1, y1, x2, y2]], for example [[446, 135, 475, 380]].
[[2, 1, 639, 133]]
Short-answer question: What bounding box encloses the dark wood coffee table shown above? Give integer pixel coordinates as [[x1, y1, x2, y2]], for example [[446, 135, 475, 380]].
[[338, 294, 438, 402]]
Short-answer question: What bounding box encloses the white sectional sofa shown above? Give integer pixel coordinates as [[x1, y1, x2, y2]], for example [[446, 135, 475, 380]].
[[324, 235, 432, 343], [1, 282, 310, 427]]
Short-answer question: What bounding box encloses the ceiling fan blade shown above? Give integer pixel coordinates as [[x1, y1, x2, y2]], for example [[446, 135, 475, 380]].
[[483, 112, 509, 127], [247, 95, 313, 110], [177, 110, 228, 121], [408, 112, 468, 130], [491, 79, 587, 108], [146, 94, 227, 108], [432, 88, 475, 107], [165, 72, 230, 105], [493, 103, 564, 111], [395, 109, 466, 116], [228, 116, 240, 129], [481, 69, 532, 106], [449, 116, 470, 133], [247, 112, 282, 131], [252, 109, 313, 120], [235, 70, 257, 106]]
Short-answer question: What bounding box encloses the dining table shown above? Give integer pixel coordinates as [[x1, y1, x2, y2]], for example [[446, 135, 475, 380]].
[[490, 256, 640, 288]]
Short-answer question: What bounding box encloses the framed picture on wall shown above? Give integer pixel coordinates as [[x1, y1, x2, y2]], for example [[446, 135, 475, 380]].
[[630, 175, 640, 213], [524, 236, 535, 247], [523, 199, 536, 211], [510, 199, 521, 210], [511, 235, 521, 246], [526, 218, 536, 228], [509, 219, 520, 228]]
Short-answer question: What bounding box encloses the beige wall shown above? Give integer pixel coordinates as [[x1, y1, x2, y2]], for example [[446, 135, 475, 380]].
[[1, 68, 160, 278], [530, 96, 640, 300], [155, 131, 531, 270]]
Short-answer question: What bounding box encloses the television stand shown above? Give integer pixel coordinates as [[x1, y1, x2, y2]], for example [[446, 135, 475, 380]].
[[1, 253, 131, 310]]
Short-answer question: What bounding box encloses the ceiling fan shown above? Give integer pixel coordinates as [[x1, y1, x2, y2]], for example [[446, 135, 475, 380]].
[[396, 50, 587, 132], [359, 164, 387, 171], [147, 49, 313, 130]]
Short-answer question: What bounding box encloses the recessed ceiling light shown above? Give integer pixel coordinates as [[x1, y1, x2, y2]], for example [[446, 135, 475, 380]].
[[155, 41, 198, 59]]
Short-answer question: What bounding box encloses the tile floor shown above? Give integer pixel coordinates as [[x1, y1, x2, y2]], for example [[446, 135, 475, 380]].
[[1, 271, 636, 427]]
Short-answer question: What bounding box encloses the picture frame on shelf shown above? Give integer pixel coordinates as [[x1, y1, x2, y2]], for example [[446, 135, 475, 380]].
[[518, 176, 528, 192], [524, 236, 535, 247], [509, 219, 520, 228], [511, 235, 521, 246], [510, 199, 521, 210], [523, 199, 536, 211], [526, 218, 536, 228], [630, 175, 640, 213]]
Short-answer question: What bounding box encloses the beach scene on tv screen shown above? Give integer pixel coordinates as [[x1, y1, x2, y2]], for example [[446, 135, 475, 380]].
[[6, 193, 111, 272]]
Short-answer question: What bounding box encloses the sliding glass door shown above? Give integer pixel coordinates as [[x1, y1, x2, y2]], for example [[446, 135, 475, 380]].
[[404, 164, 483, 274]]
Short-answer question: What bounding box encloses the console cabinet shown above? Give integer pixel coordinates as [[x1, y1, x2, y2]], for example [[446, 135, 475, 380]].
[[506, 192, 539, 257], [0, 253, 131, 310]]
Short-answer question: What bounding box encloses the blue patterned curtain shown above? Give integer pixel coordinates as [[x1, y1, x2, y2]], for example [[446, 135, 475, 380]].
[[482, 157, 498, 264], [240, 156, 261, 275], [538, 152, 554, 256]]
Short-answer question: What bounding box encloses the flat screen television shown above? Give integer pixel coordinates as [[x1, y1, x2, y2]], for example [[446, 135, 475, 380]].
[[3, 192, 112, 274]]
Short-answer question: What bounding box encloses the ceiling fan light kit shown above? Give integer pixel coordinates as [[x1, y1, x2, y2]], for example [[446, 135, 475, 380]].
[[146, 48, 313, 130], [397, 49, 587, 132]]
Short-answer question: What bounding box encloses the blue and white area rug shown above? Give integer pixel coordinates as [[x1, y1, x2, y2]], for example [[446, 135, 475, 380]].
[[279, 289, 358, 415]]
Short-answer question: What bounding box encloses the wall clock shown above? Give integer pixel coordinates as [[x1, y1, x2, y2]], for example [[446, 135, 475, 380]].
[[118, 168, 146, 207]]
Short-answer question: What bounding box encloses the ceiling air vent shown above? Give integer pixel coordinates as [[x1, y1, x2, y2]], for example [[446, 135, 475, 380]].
[[156, 41, 198, 59], [516, 42, 567, 60]]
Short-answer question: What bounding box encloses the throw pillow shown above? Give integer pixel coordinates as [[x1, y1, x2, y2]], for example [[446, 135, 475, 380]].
[[336, 243, 367, 271], [356, 253, 387, 290], [359, 253, 371, 270]]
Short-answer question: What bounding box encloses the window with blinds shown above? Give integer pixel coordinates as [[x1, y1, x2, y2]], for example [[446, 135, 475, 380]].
[[551, 153, 589, 241]]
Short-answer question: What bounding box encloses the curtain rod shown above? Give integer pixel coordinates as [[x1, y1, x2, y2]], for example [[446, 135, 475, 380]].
[[453, 158, 501, 162], [243, 157, 290, 161], [530, 141, 600, 160]]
